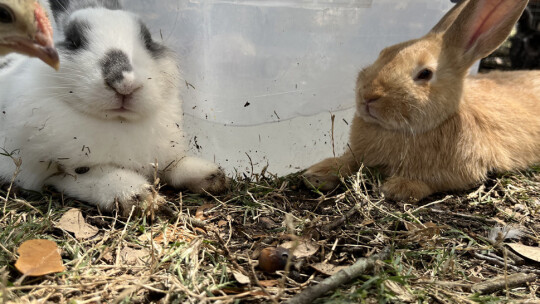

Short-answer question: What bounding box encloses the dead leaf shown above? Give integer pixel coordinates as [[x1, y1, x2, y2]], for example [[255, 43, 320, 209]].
[[195, 204, 216, 220], [259, 280, 279, 287], [281, 239, 319, 258], [102, 251, 114, 263], [405, 222, 442, 235], [55, 208, 98, 239], [360, 219, 375, 226], [259, 217, 277, 229], [153, 226, 196, 244], [219, 287, 248, 295], [232, 270, 250, 285], [311, 262, 348, 276], [404, 222, 445, 246], [15, 239, 65, 276], [219, 288, 266, 297], [506, 243, 540, 263], [118, 247, 151, 266], [384, 280, 416, 302]]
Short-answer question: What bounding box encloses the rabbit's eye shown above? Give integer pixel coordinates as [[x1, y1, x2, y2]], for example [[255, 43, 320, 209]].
[[415, 68, 433, 81], [66, 38, 80, 50], [61, 20, 89, 51], [0, 5, 14, 24]]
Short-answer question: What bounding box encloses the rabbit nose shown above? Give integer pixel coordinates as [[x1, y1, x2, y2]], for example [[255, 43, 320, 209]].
[[363, 94, 381, 104], [108, 71, 143, 96], [101, 49, 139, 94]]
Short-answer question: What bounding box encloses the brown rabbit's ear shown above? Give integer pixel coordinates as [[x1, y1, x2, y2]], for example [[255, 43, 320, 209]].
[[441, 0, 528, 67], [429, 0, 470, 34]]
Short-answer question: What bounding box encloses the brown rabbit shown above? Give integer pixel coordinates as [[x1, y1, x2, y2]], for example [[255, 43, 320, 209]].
[[304, 0, 540, 201]]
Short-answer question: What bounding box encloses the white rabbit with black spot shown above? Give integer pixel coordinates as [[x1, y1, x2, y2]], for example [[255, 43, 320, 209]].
[[0, 0, 227, 214]]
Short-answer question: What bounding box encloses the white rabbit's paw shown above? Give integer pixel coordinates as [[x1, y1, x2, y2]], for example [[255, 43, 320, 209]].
[[382, 177, 432, 202], [303, 159, 342, 191], [114, 185, 166, 217], [187, 168, 228, 194]]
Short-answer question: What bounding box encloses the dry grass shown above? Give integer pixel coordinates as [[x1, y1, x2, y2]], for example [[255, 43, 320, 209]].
[[0, 165, 539, 303]]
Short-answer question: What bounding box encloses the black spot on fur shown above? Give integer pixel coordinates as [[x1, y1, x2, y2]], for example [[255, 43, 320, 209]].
[[58, 19, 90, 51], [75, 167, 90, 174], [101, 49, 133, 87], [0, 58, 12, 69], [140, 22, 166, 58]]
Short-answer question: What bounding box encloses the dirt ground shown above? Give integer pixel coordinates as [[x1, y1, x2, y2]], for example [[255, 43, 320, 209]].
[[0, 165, 539, 303]]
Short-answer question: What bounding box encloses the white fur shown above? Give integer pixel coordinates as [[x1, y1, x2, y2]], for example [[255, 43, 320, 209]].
[[0, 6, 224, 211]]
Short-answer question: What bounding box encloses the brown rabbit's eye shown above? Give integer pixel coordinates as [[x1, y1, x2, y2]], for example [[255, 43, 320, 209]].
[[415, 68, 433, 81]]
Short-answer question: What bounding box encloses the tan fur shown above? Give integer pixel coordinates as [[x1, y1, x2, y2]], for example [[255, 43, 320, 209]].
[[304, 0, 538, 201]]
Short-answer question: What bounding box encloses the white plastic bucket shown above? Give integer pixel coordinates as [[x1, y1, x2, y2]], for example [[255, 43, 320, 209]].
[[127, 0, 456, 175]]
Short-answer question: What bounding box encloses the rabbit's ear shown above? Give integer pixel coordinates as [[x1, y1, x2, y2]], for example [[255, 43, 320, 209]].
[[429, 0, 470, 34], [443, 0, 528, 66], [50, 0, 70, 21]]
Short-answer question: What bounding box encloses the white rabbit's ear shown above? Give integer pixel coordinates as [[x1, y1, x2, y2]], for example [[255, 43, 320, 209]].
[[442, 0, 528, 66], [50, 0, 122, 20], [429, 0, 470, 34]]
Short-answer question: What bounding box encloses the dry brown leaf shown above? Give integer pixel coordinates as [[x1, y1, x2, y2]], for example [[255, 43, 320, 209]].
[[195, 204, 216, 220], [259, 280, 279, 287], [384, 280, 416, 302], [360, 219, 375, 226], [404, 222, 445, 246], [259, 217, 277, 229], [118, 246, 151, 266], [506, 243, 540, 263], [311, 262, 348, 276], [153, 226, 196, 244], [405, 222, 442, 235], [232, 270, 250, 285], [250, 291, 267, 297], [15, 239, 65, 276], [55, 208, 98, 239], [220, 287, 248, 295], [281, 239, 319, 258]]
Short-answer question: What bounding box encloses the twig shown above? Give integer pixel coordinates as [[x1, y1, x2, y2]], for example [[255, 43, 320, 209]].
[[330, 113, 336, 158], [212, 229, 249, 278], [473, 252, 540, 274], [409, 195, 453, 213], [286, 247, 390, 304], [245, 152, 255, 179], [246, 191, 301, 221], [247, 255, 277, 304], [322, 203, 361, 231], [323, 238, 340, 264], [275, 217, 300, 302], [426, 208, 498, 224], [0, 242, 15, 259], [471, 273, 538, 294], [9, 199, 41, 214], [416, 279, 472, 291], [115, 206, 135, 266], [2, 155, 21, 216]]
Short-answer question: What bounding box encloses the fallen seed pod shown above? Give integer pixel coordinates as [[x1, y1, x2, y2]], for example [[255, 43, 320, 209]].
[[258, 247, 290, 273]]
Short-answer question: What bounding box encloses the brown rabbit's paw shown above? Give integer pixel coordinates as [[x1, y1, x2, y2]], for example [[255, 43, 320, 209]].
[[303, 162, 341, 191], [188, 168, 229, 195], [382, 177, 432, 202]]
